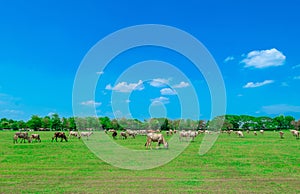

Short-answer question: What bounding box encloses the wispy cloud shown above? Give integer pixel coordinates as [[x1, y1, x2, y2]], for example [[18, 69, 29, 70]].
[[0, 109, 24, 115], [160, 88, 177, 95], [293, 76, 300, 80], [149, 78, 170, 87], [151, 96, 170, 105], [0, 93, 21, 106], [281, 82, 289, 87], [224, 56, 234, 63], [106, 80, 144, 93], [81, 100, 102, 107], [261, 104, 300, 114], [243, 80, 274, 88], [241, 48, 286, 68], [172, 81, 189, 88], [96, 71, 104, 75], [292, 64, 300, 69]]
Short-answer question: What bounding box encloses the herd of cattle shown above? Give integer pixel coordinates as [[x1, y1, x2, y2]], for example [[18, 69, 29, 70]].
[[12, 128, 300, 149]]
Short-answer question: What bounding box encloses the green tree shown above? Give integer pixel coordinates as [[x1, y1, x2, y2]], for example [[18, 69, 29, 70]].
[[99, 117, 111, 129], [11, 121, 19, 130], [27, 115, 42, 131], [160, 118, 170, 131], [111, 119, 122, 130], [17, 120, 26, 129], [68, 117, 77, 130], [42, 116, 51, 129], [50, 113, 61, 131], [61, 117, 70, 130]]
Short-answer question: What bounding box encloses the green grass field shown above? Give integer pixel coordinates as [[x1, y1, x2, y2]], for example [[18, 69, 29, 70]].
[[0, 131, 299, 193]]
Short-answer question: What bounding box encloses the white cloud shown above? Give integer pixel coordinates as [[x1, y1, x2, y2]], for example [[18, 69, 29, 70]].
[[224, 56, 234, 63], [241, 48, 286, 68], [149, 78, 170, 87], [237, 94, 243, 97], [151, 96, 169, 105], [47, 112, 56, 117], [96, 71, 104, 75], [81, 100, 102, 107], [243, 80, 274, 88], [262, 104, 300, 114], [293, 76, 300, 80], [125, 99, 131, 103], [172, 81, 189, 88], [105, 80, 144, 93], [160, 88, 177, 95]]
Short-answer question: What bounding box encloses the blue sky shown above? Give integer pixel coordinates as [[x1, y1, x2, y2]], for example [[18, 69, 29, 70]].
[[0, 0, 300, 121]]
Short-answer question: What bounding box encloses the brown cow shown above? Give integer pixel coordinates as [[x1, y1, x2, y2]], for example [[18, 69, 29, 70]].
[[120, 131, 127, 139], [14, 132, 31, 143], [52, 132, 68, 142], [31, 134, 41, 142], [279, 131, 284, 139]]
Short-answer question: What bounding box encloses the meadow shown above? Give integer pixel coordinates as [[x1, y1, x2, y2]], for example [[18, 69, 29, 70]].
[[0, 131, 299, 193]]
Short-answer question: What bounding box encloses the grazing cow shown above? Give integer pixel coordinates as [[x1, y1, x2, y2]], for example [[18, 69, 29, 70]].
[[189, 131, 198, 141], [14, 132, 31, 143], [126, 130, 136, 138], [80, 131, 93, 140], [166, 129, 173, 136], [293, 130, 299, 139], [254, 131, 257, 136], [260, 130, 264, 134], [237, 131, 244, 137], [246, 130, 250, 134], [108, 129, 116, 133], [112, 131, 117, 139], [120, 131, 127, 139], [52, 132, 68, 142], [145, 133, 168, 149], [69, 131, 80, 139], [290, 130, 297, 136], [279, 131, 284, 139], [179, 131, 189, 142], [31, 134, 41, 142]]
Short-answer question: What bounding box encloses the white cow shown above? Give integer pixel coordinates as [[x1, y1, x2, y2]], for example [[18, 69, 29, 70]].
[[145, 133, 168, 149], [179, 131, 189, 142], [260, 130, 264, 134], [69, 131, 80, 139], [189, 131, 198, 141], [237, 131, 244, 137], [80, 131, 93, 140]]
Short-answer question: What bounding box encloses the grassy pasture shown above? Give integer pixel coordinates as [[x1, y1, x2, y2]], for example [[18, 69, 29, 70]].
[[0, 131, 299, 193]]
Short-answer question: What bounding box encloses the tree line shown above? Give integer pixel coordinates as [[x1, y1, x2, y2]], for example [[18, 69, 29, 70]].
[[0, 113, 299, 131]]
